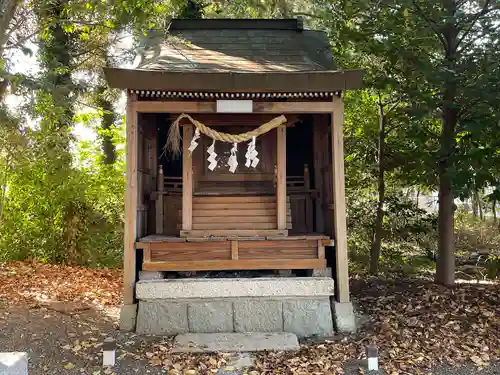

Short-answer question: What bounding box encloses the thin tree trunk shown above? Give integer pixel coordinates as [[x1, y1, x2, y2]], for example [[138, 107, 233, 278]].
[[435, 0, 458, 287], [370, 98, 386, 275], [493, 199, 497, 224], [477, 191, 484, 221]]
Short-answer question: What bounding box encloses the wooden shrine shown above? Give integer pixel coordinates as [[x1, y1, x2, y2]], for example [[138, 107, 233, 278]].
[[104, 18, 363, 319]]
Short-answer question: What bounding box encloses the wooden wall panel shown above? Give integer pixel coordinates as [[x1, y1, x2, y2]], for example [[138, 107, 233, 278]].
[[151, 241, 231, 261], [289, 194, 313, 234], [163, 195, 182, 236], [238, 240, 317, 259]]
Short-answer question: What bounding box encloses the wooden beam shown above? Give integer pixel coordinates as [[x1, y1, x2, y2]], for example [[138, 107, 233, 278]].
[[143, 259, 325, 271], [123, 92, 138, 305], [253, 101, 334, 113], [133, 100, 334, 114], [317, 239, 325, 260], [231, 240, 239, 260], [276, 126, 287, 230], [182, 124, 194, 231], [331, 96, 350, 303], [143, 243, 151, 263], [155, 165, 164, 234]]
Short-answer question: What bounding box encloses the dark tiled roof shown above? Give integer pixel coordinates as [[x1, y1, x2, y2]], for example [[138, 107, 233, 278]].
[[137, 19, 335, 73]]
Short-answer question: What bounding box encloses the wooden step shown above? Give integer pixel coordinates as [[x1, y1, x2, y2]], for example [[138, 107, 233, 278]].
[[192, 196, 290, 204], [193, 222, 278, 230], [180, 229, 288, 238]]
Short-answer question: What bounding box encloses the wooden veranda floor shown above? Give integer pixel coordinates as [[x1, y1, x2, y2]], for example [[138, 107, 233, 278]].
[[136, 234, 333, 272]]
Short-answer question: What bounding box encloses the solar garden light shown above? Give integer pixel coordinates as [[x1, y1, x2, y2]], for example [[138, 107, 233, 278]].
[[366, 344, 379, 371], [103, 338, 116, 367]]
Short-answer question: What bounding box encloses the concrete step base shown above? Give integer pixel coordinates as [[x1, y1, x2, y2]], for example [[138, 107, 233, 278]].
[[172, 332, 299, 353], [0, 352, 28, 375]]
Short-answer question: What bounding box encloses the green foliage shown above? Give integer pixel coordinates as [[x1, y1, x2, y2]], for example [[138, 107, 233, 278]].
[[0, 113, 125, 267], [348, 192, 438, 275]]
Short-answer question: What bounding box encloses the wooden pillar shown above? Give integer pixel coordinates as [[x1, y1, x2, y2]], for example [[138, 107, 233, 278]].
[[182, 124, 193, 231], [331, 96, 350, 303], [123, 93, 138, 305], [155, 165, 164, 234], [276, 125, 287, 230]]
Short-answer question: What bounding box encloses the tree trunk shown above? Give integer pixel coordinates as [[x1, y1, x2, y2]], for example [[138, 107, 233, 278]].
[[370, 100, 386, 275], [435, 0, 459, 287], [493, 199, 497, 224], [478, 192, 484, 221]]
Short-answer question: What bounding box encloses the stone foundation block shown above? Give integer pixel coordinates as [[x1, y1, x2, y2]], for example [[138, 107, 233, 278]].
[[332, 301, 357, 333], [139, 271, 166, 280], [312, 268, 332, 278], [136, 301, 188, 335], [188, 301, 233, 333], [234, 300, 283, 332], [283, 298, 334, 337], [0, 353, 28, 375], [119, 304, 137, 331]]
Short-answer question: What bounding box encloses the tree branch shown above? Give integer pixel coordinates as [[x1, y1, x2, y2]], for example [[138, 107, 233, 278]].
[[456, 0, 500, 49], [411, 0, 448, 50]]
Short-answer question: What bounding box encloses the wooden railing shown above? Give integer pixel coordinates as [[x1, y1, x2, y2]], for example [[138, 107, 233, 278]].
[[286, 164, 311, 191]]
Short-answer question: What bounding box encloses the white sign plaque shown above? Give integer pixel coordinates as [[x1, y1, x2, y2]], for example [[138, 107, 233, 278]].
[[216, 100, 253, 113]]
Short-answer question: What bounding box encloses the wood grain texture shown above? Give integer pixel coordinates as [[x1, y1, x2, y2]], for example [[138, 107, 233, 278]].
[[193, 208, 276, 217], [193, 222, 277, 230], [192, 196, 278, 203], [193, 202, 279, 210], [193, 215, 278, 224], [238, 247, 317, 259], [238, 240, 317, 248], [123, 93, 138, 305], [180, 229, 287, 237], [143, 259, 326, 271], [331, 96, 350, 303], [182, 124, 193, 230], [231, 240, 239, 260], [151, 241, 231, 261], [276, 126, 287, 230], [143, 243, 152, 262], [133, 100, 334, 114]]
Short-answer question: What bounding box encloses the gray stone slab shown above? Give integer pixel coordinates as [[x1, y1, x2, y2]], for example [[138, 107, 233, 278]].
[[136, 301, 188, 335], [0, 352, 28, 375], [283, 298, 334, 337], [312, 267, 332, 277], [136, 277, 335, 300], [188, 301, 233, 333], [332, 301, 357, 333], [119, 303, 137, 331], [172, 332, 299, 353], [234, 300, 283, 332], [139, 271, 166, 280]]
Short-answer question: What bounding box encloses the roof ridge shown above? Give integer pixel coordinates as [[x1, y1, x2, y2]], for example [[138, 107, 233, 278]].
[[169, 18, 303, 31]]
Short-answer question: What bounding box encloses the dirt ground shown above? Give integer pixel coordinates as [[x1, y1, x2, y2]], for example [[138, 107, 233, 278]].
[[0, 303, 498, 375], [1, 262, 499, 374]]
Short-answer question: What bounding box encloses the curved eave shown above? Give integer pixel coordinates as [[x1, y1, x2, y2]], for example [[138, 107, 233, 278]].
[[103, 68, 364, 92]]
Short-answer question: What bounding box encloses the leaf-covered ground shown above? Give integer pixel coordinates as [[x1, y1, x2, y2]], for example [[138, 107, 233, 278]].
[[0, 261, 499, 374]]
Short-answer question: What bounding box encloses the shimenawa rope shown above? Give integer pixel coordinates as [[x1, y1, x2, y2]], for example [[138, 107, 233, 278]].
[[164, 113, 287, 158]]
